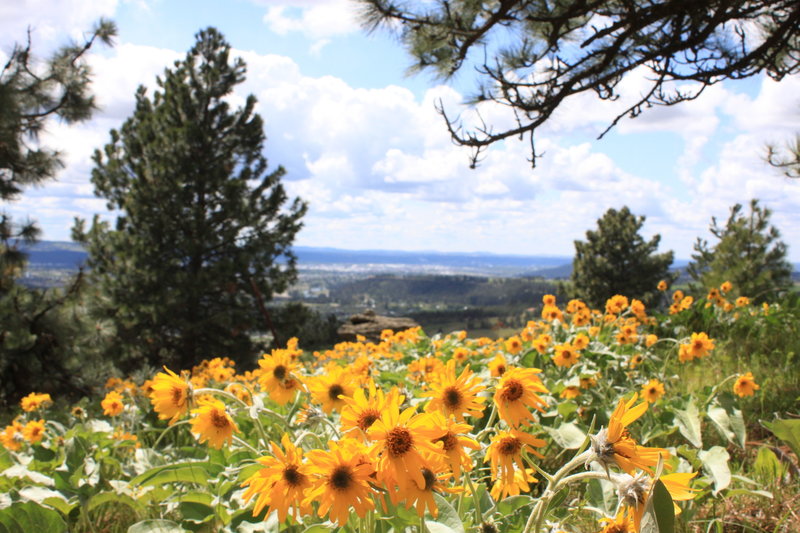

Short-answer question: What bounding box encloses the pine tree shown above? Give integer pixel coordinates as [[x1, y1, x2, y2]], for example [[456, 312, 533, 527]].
[[0, 20, 116, 406], [76, 28, 307, 372], [1, 19, 116, 288], [358, 0, 800, 166], [570, 207, 674, 308], [687, 199, 792, 301]]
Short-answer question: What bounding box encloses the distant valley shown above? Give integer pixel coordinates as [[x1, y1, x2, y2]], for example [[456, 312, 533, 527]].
[[19, 241, 576, 283]]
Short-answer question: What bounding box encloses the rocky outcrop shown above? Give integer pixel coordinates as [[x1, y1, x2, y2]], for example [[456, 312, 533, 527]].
[[337, 309, 419, 343]]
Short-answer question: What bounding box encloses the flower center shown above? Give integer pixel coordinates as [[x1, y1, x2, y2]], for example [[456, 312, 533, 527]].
[[443, 386, 463, 409], [282, 465, 304, 486], [501, 379, 524, 402], [211, 410, 229, 429], [328, 384, 344, 401], [496, 364, 506, 375], [329, 465, 353, 491], [172, 386, 185, 406], [421, 467, 437, 491], [386, 426, 414, 457], [497, 436, 521, 456], [273, 365, 287, 380], [357, 409, 380, 431], [437, 432, 457, 452]]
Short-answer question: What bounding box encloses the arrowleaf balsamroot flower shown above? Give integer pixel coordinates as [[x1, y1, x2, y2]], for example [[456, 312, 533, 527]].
[[241, 433, 312, 523], [304, 438, 376, 526], [190, 398, 239, 449], [340, 382, 403, 438], [399, 466, 460, 518], [101, 390, 124, 416], [488, 354, 507, 377], [258, 347, 301, 405], [20, 392, 52, 412], [0, 420, 24, 451], [367, 399, 447, 491], [598, 506, 636, 533], [681, 332, 715, 361], [149, 367, 190, 424], [422, 359, 486, 421], [591, 393, 669, 475], [22, 420, 46, 444], [553, 343, 581, 368], [733, 372, 760, 397], [485, 429, 544, 499], [307, 365, 355, 414], [640, 379, 665, 403], [433, 414, 480, 479], [490, 466, 537, 500], [493, 367, 549, 428]]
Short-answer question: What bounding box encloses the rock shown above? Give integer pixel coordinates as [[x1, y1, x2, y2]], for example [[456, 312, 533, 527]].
[[337, 309, 419, 343]]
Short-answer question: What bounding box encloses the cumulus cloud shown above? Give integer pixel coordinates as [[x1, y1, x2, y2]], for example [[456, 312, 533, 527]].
[[0, 0, 119, 48], [6, 17, 800, 261], [254, 0, 361, 52]]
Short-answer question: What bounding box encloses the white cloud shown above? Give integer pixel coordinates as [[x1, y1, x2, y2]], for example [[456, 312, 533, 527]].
[[7, 25, 800, 262], [0, 0, 118, 49], [258, 0, 360, 52]]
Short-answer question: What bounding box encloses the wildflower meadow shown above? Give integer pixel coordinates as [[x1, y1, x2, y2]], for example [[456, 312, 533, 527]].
[[2, 283, 799, 533]]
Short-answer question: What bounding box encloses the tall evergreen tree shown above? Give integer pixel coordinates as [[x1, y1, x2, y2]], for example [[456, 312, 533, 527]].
[[0, 20, 117, 406], [76, 28, 307, 372], [687, 199, 792, 301], [570, 207, 674, 308]]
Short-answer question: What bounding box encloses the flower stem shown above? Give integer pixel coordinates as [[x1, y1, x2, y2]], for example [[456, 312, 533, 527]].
[[151, 419, 191, 449], [701, 374, 738, 411], [522, 450, 593, 533], [464, 469, 485, 527]]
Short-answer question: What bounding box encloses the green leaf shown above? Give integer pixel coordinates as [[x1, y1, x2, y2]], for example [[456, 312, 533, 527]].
[[179, 501, 214, 524], [753, 446, 785, 484], [87, 491, 143, 514], [130, 462, 218, 488], [726, 488, 773, 499], [585, 478, 615, 514], [716, 393, 746, 449], [707, 405, 736, 444], [542, 422, 586, 449], [42, 497, 77, 516], [496, 495, 533, 516], [640, 480, 674, 533], [430, 493, 464, 533], [674, 399, 703, 448], [556, 401, 578, 419], [0, 502, 67, 533], [544, 488, 569, 519], [698, 446, 731, 494], [762, 419, 800, 459]]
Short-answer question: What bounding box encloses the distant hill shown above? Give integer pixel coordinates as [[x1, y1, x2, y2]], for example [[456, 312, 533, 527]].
[[19, 241, 88, 269], [18, 241, 796, 280], [292, 245, 571, 275], [20, 241, 574, 276]]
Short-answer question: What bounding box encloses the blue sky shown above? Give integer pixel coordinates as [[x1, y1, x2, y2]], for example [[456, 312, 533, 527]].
[[2, 0, 799, 261]]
